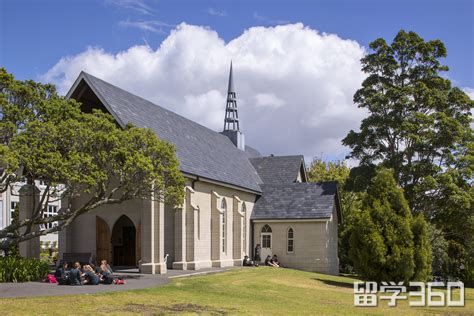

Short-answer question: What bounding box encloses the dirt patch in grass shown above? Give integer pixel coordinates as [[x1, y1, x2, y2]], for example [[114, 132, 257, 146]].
[[101, 302, 232, 315]]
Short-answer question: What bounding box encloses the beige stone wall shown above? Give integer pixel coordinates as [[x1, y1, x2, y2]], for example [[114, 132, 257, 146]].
[[59, 177, 257, 273], [186, 180, 256, 268], [253, 212, 339, 275]]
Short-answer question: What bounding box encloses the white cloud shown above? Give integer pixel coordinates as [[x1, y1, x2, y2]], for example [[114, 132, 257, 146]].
[[254, 93, 285, 108], [462, 87, 474, 129], [253, 12, 290, 25], [118, 19, 174, 33], [42, 23, 366, 162], [106, 0, 153, 15], [207, 8, 226, 17], [463, 87, 474, 100]]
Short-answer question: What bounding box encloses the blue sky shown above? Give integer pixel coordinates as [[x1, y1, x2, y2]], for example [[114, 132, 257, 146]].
[[1, 0, 472, 86], [0, 0, 472, 160]]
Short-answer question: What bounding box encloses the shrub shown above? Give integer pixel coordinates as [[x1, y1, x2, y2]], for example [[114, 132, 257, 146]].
[[349, 168, 432, 283], [0, 257, 50, 282]]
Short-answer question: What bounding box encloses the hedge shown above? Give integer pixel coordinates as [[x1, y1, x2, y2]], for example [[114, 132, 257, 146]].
[[0, 257, 50, 282]]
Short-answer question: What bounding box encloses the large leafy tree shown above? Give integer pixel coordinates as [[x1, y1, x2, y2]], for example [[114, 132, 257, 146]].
[[343, 30, 473, 280], [0, 68, 185, 251]]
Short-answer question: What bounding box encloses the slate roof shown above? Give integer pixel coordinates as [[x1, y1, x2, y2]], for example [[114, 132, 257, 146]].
[[244, 145, 263, 158], [68, 72, 262, 193], [251, 182, 338, 220], [249, 155, 305, 184]]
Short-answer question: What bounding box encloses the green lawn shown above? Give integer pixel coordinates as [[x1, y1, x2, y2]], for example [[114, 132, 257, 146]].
[[0, 267, 472, 315]]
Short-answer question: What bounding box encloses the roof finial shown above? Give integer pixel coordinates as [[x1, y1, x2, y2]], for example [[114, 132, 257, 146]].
[[223, 61, 239, 132]]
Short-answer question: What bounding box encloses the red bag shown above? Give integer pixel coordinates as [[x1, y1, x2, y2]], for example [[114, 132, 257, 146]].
[[45, 274, 57, 283], [115, 279, 125, 285]]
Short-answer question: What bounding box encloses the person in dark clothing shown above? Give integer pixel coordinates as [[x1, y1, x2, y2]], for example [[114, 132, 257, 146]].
[[272, 255, 281, 267], [69, 262, 83, 285], [82, 265, 100, 285], [254, 244, 261, 262], [100, 259, 113, 274], [100, 270, 114, 284], [243, 255, 256, 267], [98, 260, 114, 284], [264, 255, 278, 267], [55, 262, 70, 285], [90, 263, 100, 274]]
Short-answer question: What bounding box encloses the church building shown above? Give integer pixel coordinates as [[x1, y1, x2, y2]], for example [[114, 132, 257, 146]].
[[58, 64, 341, 275]]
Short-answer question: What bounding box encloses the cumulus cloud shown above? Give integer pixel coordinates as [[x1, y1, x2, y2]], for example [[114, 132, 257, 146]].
[[254, 93, 285, 108], [42, 23, 366, 161]]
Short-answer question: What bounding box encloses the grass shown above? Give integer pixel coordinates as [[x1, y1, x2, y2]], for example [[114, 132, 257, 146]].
[[0, 267, 472, 315]]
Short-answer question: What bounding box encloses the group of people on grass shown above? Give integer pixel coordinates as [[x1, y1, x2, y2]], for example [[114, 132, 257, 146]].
[[264, 255, 281, 267], [54, 260, 116, 285], [242, 244, 282, 268]]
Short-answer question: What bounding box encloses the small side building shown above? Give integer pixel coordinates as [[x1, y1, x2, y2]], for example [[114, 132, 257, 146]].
[[250, 156, 341, 274]]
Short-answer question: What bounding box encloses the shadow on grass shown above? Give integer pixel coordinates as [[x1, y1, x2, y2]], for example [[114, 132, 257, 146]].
[[312, 278, 354, 289]]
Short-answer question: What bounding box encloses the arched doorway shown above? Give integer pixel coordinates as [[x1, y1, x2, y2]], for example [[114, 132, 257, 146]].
[[96, 216, 111, 264], [111, 215, 136, 266]]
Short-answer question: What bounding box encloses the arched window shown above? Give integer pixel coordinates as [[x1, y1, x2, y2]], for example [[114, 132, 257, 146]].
[[287, 227, 294, 253], [221, 198, 227, 253], [262, 224, 272, 233], [242, 203, 247, 253], [261, 224, 272, 249]]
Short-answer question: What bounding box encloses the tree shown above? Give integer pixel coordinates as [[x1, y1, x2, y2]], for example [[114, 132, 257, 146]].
[[342, 30, 473, 280], [412, 214, 432, 281], [349, 168, 431, 282], [307, 159, 350, 186], [0, 68, 185, 251]]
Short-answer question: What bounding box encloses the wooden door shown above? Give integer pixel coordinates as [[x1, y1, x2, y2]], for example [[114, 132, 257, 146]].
[[96, 216, 111, 264]]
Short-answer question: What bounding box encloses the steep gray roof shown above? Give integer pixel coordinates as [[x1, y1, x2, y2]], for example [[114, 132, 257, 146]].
[[251, 182, 338, 220], [249, 155, 305, 184], [68, 72, 262, 193], [244, 145, 263, 158]]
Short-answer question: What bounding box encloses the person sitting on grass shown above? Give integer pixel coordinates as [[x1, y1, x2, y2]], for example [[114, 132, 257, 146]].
[[100, 259, 113, 274], [264, 255, 280, 267], [69, 262, 83, 285], [264, 255, 276, 267], [272, 255, 282, 267], [54, 262, 70, 285], [82, 265, 100, 285], [99, 259, 114, 284], [243, 255, 256, 267]]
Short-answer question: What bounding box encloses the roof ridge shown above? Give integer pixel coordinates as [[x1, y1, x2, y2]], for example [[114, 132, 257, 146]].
[[81, 72, 234, 141], [249, 154, 304, 160]]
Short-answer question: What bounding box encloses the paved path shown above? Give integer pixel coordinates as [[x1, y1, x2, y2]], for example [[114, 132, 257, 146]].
[[0, 267, 232, 298]]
